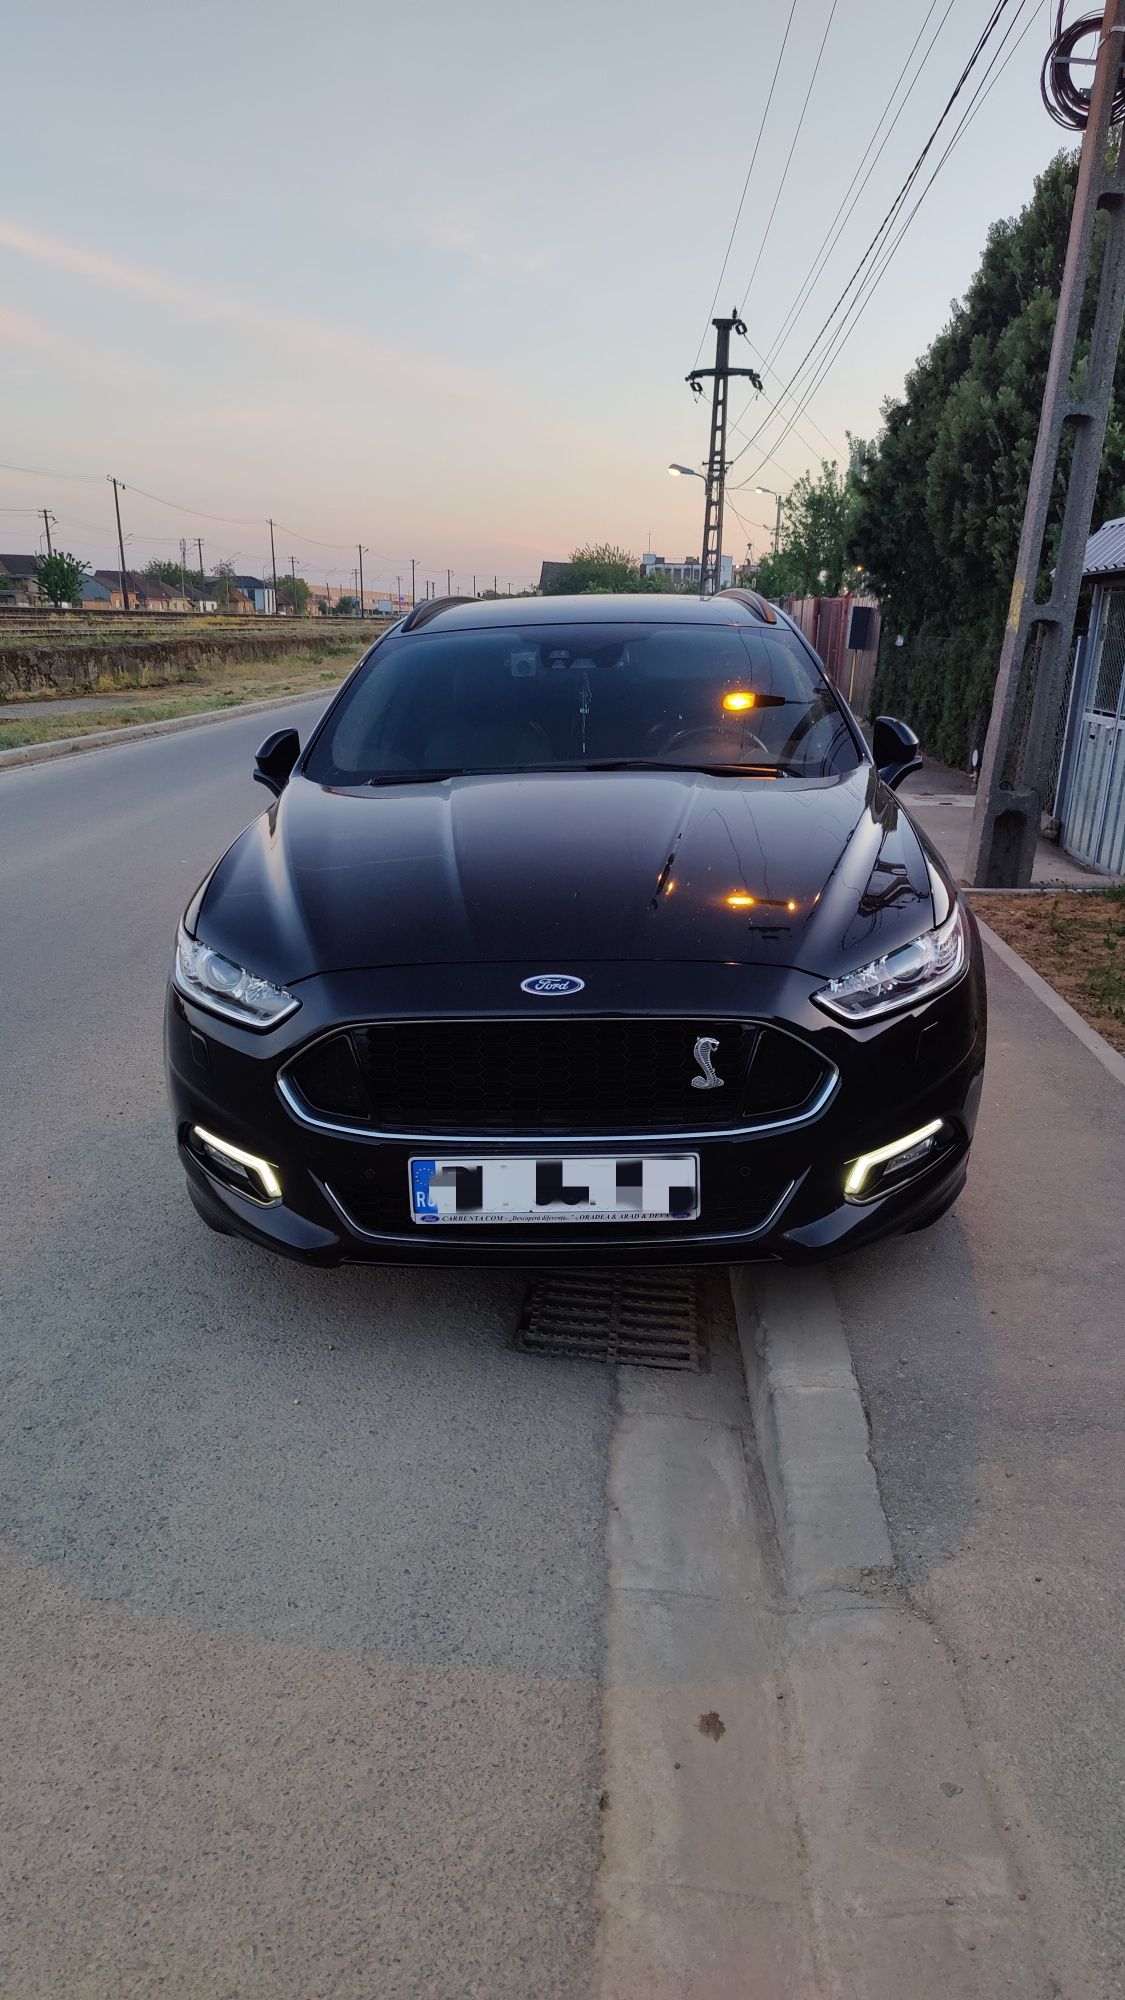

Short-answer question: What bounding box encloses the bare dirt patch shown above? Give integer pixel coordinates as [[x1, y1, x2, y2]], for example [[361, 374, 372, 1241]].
[[977, 888, 1125, 1055]]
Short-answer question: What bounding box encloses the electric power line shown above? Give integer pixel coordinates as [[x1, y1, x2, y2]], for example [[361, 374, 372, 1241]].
[[726, 0, 1021, 470], [734, 4, 1039, 486], [741, 337, 844, 459], [690, 0, 799, 368], [731, 0, 1039, 486], [122, 482, 269, 527], [271, 520, 409, 565], [0, 460, 420, 570], [724, 424, 799, 483], [761, 0, 958, 375], [0, 458, 102, 484], [737, 0, 842, 317]]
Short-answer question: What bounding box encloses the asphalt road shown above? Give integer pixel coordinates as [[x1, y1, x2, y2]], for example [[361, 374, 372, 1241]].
[[0, 701, 614, 1999], [5, 709, 1123, 1998], [837, 936, 1125, 1996]]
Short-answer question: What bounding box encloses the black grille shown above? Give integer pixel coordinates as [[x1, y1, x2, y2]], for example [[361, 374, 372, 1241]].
[[325, 1158, 791, 1241], [286, 1018, 831, 1136]]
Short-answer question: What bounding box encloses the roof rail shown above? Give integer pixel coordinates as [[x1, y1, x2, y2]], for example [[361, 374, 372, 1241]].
[[400, 595, 479, 632], [714, 587, 777, 624]]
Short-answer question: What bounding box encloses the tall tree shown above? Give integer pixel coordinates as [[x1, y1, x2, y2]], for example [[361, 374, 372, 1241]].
[[275, 571, 311, 614], [849, 148, 1125, 763], [541, 544, 640, 594], [213, 559, 240, 611], [760, 459, 860, 597], [35, 550, 89, 606], [144, 557, 204, 592]]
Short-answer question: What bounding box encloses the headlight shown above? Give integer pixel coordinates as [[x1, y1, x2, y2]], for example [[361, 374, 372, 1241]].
[[813, 903, 967, 1024], [173, 921, 299, 1028]]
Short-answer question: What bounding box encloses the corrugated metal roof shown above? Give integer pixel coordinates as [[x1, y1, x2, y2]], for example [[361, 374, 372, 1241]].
[[1082, 516, 1125, 576]]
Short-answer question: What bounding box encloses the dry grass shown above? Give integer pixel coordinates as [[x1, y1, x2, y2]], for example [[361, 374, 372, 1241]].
[[0, 642, 361, 751], [0, 615, 385, 652], [979, 887, 1125, 1055]]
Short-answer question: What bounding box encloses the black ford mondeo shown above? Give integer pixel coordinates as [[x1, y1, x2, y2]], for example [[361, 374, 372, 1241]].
[[165, 590, 985, 1266]]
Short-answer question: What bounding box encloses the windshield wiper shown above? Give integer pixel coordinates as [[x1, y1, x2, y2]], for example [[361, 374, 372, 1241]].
[[367, 768, 474, 785], [572, 758, 794, 777], [367, 764, 596, 785], [365, 759, 796, 786]]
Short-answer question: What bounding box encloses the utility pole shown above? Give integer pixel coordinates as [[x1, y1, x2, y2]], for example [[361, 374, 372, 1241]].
[[396, 573, 402, 608], [757, 488, 783, 554], [446, 567, 452, 595], [968, 0, 1125, 884], [41, 509, 54, 557], [268, 518, 279, 614], [358, 544, 367, 616], [472, 574, 477, 597], [410, 556, 417, 607], [685, 310, 761, 596], [180, 537, 188, 602], [494, 574, 498, 596], [108, 476, 131, 611]]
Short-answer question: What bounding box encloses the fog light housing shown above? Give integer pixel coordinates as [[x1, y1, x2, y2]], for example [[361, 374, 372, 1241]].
[[191, 1125, 282, 1203], [844, 1120, 944, 1201]]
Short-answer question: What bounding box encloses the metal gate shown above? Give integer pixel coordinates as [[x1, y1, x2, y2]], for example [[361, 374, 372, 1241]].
[[1061, 585, 1125, 872]]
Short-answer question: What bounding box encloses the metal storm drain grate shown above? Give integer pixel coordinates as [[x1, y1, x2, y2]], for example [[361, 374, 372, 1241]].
[[516, 1271, 707, 1371]]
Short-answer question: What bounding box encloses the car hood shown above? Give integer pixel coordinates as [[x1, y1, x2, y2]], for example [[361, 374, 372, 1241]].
[[196, 765, 935, 984]]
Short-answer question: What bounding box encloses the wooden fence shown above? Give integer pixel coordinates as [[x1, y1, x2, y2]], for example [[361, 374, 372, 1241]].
[[783, 595, 881, 720]]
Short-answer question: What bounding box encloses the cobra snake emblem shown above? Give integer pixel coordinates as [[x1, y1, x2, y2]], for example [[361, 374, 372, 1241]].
[[691, 1035, 724, 1091]]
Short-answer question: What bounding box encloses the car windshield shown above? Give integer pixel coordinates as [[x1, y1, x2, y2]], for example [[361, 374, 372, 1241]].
[[303, 619, 862, 785]]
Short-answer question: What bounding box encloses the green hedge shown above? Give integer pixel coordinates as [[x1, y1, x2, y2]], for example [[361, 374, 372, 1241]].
[[871, 622, 1000, 770]]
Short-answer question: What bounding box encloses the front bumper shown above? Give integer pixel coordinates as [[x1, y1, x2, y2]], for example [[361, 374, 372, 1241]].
[[165, 949, 986, 1268]]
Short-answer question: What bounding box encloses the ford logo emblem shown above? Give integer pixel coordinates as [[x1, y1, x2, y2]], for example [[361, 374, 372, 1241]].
[[520, 973, 586, 997]]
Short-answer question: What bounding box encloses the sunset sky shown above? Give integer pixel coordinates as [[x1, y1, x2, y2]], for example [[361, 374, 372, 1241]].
[[1, 0, 1075, 592]]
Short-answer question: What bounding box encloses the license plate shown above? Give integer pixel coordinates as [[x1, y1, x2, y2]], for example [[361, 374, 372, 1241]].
[[408, 1154, 701, 1224]]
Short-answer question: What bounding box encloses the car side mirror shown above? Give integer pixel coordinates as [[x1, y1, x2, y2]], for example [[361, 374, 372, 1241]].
[[872, 715, 922, 792], [254, 728, 300, 796]]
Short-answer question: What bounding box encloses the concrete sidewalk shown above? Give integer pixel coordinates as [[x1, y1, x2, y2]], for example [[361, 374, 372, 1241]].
[[899, 759, 1103, 885], [834, 931, 1125, 1995]]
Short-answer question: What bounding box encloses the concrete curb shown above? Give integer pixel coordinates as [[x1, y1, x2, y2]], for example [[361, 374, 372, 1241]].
[[975, 916, 1125, 1090], [967, 881, 1122, 895], [0, 688, 328, 772], [729, 1265, 894, 1597]]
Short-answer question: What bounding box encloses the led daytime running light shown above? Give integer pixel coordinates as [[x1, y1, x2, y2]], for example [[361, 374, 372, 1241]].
[[193, 1125, 282, 1202], [844, 1120, 943, 1198]]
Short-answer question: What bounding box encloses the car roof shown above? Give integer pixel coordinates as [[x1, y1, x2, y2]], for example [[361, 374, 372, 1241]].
[[398, 590, 779, 634]]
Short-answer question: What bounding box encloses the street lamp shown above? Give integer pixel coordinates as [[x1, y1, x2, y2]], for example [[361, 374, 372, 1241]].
[[755, 486, 784, 556], [668, 460, 721, 598]]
